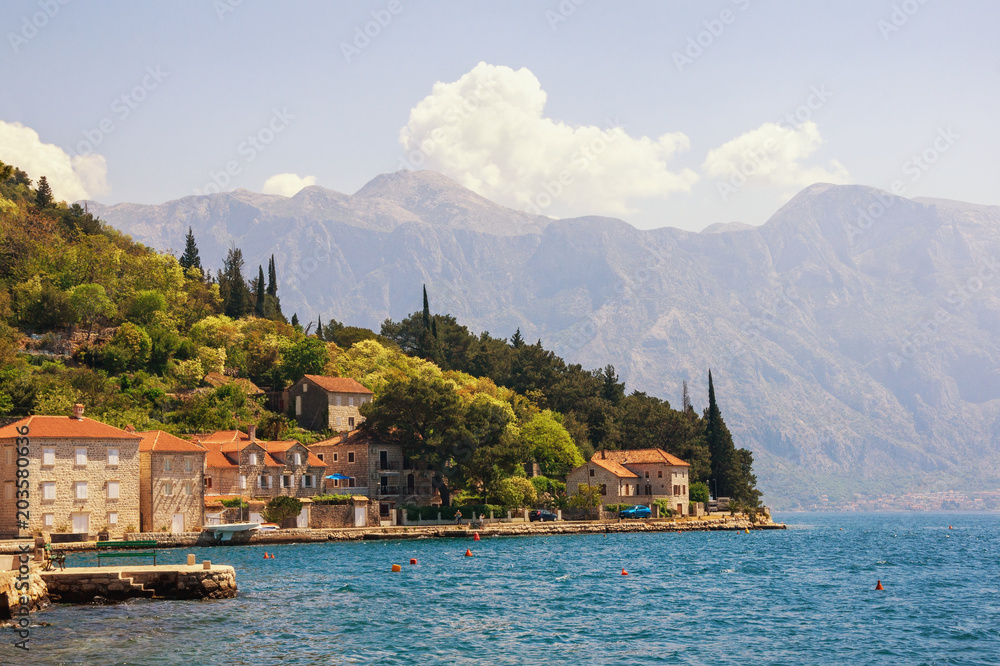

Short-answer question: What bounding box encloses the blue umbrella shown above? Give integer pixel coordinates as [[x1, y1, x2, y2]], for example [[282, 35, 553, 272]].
[[325, 473, 351, 480]]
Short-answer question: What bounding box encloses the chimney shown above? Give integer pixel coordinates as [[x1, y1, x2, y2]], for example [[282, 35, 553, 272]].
[[601, 449, 606, 460], [248, 424, 256, 442], [124, 424, 136, 434], [72, 404, 84, 420]]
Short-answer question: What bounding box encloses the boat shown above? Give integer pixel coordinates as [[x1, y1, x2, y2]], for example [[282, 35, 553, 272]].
[[205, 522, 261, 542]]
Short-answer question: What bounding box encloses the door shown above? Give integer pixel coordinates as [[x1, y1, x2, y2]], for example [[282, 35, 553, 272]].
[[296, 505, 309, 528], [71, 513, 89, 534], [677, 503, 684, 515], [354, 505, 367, 527], [379, 450, 388, 470], [171, 513, 184, 533], [407, 474, 415, 495], [380, 476, 388, 493]]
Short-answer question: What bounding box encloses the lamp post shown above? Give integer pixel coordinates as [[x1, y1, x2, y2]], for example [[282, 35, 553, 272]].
[[710, 479, 718, 501]]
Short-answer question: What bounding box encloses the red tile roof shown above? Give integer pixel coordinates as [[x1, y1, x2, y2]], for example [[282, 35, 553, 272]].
[[0, 416, 140, 441], [590, 458, 639, 478], [200, 430, 248, 444], [137, 430, 207, 453], [599, 449, 690, 467], [302, 375, 373, 394]]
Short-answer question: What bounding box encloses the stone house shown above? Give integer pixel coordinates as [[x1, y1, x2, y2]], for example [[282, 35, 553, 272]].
[[136, 430, 206, 534], [287, 375, 373, 432], [310, 431, 440, 519], [200, 427, 324, 500], [0, 404, 141, 538], [566, 448, 691, 515]]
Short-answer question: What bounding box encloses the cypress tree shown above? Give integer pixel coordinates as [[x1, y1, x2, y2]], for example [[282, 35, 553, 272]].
[[682, 380, 691, 412], [220, 247, 252, 318], [179, 227, 202, 271], [267, 255, 278, 297], [431, 317, 438, 338], [254, 265, 266, 317], [315, 316, 324, 339], [704, 370, 753, 502], [422, 285, 431, 330], [35, 176, 53, 208]]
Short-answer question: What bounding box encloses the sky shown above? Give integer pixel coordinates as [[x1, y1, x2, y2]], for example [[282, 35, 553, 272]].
[[0, 0, 997, 232]]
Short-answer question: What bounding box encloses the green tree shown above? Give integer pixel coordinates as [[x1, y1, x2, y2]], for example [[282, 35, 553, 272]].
[[34, 176, 53, 208], [689, 481, 710, 504], [261, 495, 302, 524], [280, 337, 329, 382], [703, 370, 758, 506], [422, 285, 431, 331], [254, 265, 266, 317], [179, 227, 202, 271], [491, 476, 537, 510], [219, 247, 252, 318], [69, 283, 116, 334], [126, 290, 167, 326], [104, 322, 152, 372], [568, 483, 602, 509], [520, 410, 584, 476]]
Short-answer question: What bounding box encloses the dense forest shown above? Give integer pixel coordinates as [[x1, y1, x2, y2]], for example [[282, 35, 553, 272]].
[[0, 158, 760, 510]]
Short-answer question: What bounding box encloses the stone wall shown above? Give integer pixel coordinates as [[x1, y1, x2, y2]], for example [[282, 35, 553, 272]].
[[0, 563, 48, 622], [309, 503, 378, 528], [147, 450, 205, 533], [41, 564, 236, 602]]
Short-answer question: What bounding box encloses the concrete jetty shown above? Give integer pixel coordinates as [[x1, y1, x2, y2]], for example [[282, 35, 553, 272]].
[[41, 563, 237, 603]]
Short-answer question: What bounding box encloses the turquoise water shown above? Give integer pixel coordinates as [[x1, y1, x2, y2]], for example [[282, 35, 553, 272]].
[[6, 513, 1000, 665]]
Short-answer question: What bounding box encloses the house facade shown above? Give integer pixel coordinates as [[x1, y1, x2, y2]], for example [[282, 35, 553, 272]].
[[137, 430, 206, 533], [287, 375, 373, 432], [200, 427, 324, 500], [0, 405, 141, 538], [566, 448, 691, 515], [311, 431, 440, 518]]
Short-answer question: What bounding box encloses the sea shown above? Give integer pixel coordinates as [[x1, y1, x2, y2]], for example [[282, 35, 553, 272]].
[[5, 512, 1000, 665]]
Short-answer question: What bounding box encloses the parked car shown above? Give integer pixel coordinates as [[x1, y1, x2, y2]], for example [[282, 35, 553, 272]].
[[618, 505, 652, 519], [529, 510, 558, 522]]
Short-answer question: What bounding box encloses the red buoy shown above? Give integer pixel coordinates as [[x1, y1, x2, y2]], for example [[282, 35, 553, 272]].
[[473, 532, 481, 541], [465, 548, 473, 557], [621, 568, 628, 576], [410, 558, 417, 565], [875, 580, 884, 590], [264, 552, 270, 559]]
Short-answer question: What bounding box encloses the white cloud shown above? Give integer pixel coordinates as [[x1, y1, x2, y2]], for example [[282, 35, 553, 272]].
[[262, 173, 316, 197], [399, 62, 698, 218], [702, 121, 849, 191], [0, 120, 110, 201]]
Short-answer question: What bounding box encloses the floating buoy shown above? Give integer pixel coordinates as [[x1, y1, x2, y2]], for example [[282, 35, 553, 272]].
[[745, 528, 749, 533], [949, 525, 953, 530], [465, 548, 473, 557], [410, 558, 417, 565], [473, 532, 481, 541], [391, 564, 402, 572], [875, 580, 884, 591], [621, 568, 629, 576], [270, 554, 275, 559], [264, 552, 269, 559]]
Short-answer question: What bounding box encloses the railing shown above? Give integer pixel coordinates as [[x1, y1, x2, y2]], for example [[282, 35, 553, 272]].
[[376, 461, 401, 471], [373, 485, 434, 497]]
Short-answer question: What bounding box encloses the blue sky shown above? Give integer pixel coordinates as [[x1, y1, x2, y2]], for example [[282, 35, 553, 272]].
[[1, 0, 997, 231]]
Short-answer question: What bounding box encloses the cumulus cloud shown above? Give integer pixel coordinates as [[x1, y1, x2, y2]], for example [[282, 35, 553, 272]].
[[262, 173, 316, 197], [702, 121, 849, 197], [399, 62, 698, 218], [0, 120, 109, 201]]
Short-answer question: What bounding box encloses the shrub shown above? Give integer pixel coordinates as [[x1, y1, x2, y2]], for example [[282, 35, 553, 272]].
[[311, 493, 352, 505], [261, 495, 303, 524], [689, 481, 710, 504], [603, 503, 633, 513], [491, 477, 537, 510], [653, 499, 674, 517], [567, 483, 602, 509], [220, 498, 248, 509]]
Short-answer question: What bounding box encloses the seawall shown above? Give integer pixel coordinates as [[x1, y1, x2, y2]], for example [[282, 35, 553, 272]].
[[41, 564, 237, 603]]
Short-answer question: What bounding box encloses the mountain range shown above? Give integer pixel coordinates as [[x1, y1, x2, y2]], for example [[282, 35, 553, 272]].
[[85, 170, 1000, 508]]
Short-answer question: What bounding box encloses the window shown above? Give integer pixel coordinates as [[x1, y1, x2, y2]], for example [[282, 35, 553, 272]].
[[249, 453, 258, 466], [332, 479, 339, 488], [645, 471, 649, 478], [107, 448, 119, 466], [164, 482, 173, 496], [43, 513, 54, 528], [205, 477, 213, 489], [258, 475, 269, 489], [163, 457, 172, 472], [348, 396, 354, 407], [4, 483, 12, 500], [295, 396, 302, 416], [302, 383, 308, 393], [42, 448, 55, 466], [293, 452, 302, 465], [239, 475, 247, 490], [683, 485, 686, 495], [316, 453, 324, 462], [184, 457, 193, 472], [589, 468, 595, 477], [658, 471, 663, 478], [108, 512, 118, 525], [335, 416, 342, 426], [347, 451, 355, 463], [335, 396, 342, 406], [42, 482, 56, 500], [4, 448, 11, 465], [107, 481, 120, 499], [184, 483, 192, 496], [75, 481, 88, 500], [348, 417, 355, 429], [333, 453, 338, 462], [302, 475, 314, 488], [282, 475, 292, 488], [599, 484, 607, 496], [75, 448, 87, 466], [348, 477, 355, 488]]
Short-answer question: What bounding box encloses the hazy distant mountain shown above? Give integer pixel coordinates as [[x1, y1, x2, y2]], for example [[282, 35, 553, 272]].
[[86, 172, 1000, 507]]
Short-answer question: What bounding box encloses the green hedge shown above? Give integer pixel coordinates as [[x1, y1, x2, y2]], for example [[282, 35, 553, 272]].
[[311, 493, 353, 505], [403, 504, 504, 521], [603, 503, 634, 512]]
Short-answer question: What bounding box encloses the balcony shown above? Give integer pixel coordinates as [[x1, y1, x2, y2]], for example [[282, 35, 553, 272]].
[[376, 461, 401, 472]]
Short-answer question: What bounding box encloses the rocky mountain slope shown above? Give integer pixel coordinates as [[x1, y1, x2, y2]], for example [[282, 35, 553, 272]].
[[86, 172, 1000, 507]]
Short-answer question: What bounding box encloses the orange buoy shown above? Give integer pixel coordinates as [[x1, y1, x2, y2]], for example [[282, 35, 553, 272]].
[[410, 558, 417, 565], [949, 525, 953, 529], [391, 564, 402, 572], [465, 548, 473, 557], [875, 580, 884, 590], [473, 532, 481, 541], [621, 568, 629, 576], [264, 552, 269, 559]]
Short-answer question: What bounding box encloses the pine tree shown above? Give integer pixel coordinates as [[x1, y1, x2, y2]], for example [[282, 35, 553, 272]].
[[219, 247, 252, 318], [510, 328, 524, 348], [179, 227, 202, 271], [422, 285, 431, 331], [291, 313, 300, 329], [254, 265, 266, 317], [34, 176, 53, 208], [315, 316, 324, 339]]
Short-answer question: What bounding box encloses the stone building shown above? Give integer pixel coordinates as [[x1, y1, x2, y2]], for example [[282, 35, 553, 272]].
[[310, 431, 440, 519], [566, 448, 691, 515], [201, 427, 324, 500], [136, 430, 206, 533], [287, 375, 373, 432], [0, 405, 141, 538]]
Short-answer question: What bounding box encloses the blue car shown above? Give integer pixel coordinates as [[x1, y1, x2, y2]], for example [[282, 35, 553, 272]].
[[618, 505, 652, 519]]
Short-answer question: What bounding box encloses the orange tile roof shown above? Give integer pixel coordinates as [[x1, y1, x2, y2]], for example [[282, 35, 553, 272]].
[[199, 440, 237, 468], [310, 431, 371, 448], [200, 430, 248, 444], [302, 375, 373, 394], [600, 449, 690, 467], [203, 372, 264, 395], [590, 458, 639, 478], [0, 416, 140, 440], [137, 430, 207, 453]]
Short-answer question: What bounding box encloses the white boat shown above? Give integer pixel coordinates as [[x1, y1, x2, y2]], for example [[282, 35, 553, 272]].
[[205, 522, 261, 542]]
